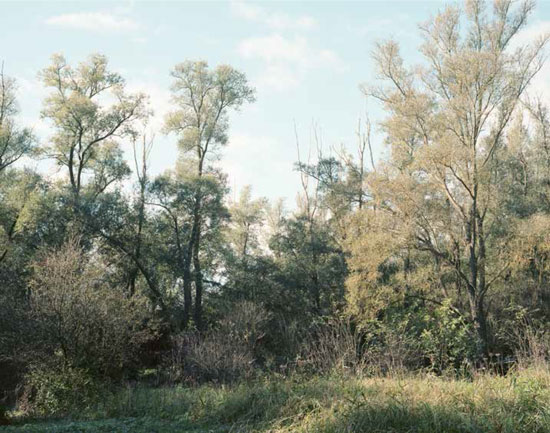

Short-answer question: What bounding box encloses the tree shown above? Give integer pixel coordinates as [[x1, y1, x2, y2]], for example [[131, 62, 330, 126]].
[[226, 186, 267, 260], [0, 169, 43, 267], [219, 186, 269, 310], [296, 118, 374, 223], [126, 132, 154, 297], [348, 0, 548, 356], [148, 165, 229, 329], [86, 185, 169, 317], [0, 65, 34, 172], [270, 214, 347, 317], [164, 60, 254, 329], [0, 170, 46, 394], [40, 53, 148, 201]]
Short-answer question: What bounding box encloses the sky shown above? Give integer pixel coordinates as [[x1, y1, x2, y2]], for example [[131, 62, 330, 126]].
[[2, 0, 550, 205]]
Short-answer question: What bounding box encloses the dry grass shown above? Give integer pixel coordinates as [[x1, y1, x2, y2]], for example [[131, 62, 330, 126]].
[[5, 366, 550, 432]]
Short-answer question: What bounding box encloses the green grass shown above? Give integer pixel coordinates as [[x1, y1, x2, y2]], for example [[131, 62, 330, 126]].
[[4, 368, 550, 432]]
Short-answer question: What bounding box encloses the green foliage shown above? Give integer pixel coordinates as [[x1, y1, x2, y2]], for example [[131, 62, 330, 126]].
[[164, 60, 255, 156], [19, 364, 104, 417], [344, 0, 550, 359], [162, 59, 255, 330], [6, 371, 550, 432], [419, 301, 474, 373], [226, 185, 267, 259], [0, 69, 35, 172], [28, 237, 158, 378], [39, 53, 148, 197], [0, 405, 9, 426], [269, 215, 347, 317], [5, 3, 550, 426]]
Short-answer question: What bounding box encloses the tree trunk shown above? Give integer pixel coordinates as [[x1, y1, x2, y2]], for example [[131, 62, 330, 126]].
[[193, 234, 203, 331], [190, 146, 205, 331], [191, 189, 203, 330], [181, 246, 193, 329], [466, 193, 489, 358], [127, 181, 146, 297], [476, 212, 489, 357]]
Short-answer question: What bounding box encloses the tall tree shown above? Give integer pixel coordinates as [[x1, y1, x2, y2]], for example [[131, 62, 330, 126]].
[[0, 65, 34, 172], [348, 0, 548, 355], [40, 53, 148, 201], [164, 60, 254, 329], [0, 66, 36, 265], [127, 132, 154, 297]]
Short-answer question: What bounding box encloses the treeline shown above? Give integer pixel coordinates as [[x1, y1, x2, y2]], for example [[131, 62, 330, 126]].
[[2, 0, 550, 417]]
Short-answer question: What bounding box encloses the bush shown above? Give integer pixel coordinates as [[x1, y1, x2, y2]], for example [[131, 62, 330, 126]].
[[419, 300, 474, 373], [359, 316, 424, 375], [345, 300, 475, 375], [28, 237, 158, 379], [0, 404, 9, 425], [514, 321, 550, 368], [18, 364, 106, 417], [302, 318, 365, 374], [185, 331, 255, 383], [170, 301, 269, 384]]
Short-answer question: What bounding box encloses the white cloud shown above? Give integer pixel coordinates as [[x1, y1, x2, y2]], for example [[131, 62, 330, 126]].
[[238, 34, 345, 91], [231, 1, 316, 31], [232, 1, 261, 21], [233, 2, 343, 92], [45, 12, 140, 32]]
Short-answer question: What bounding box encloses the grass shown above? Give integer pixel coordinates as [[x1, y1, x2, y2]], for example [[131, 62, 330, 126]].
[[3, 368, 550, 432]]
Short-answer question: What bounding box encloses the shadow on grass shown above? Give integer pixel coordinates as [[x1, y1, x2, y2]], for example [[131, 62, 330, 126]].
[[3, 374, 550, 433]]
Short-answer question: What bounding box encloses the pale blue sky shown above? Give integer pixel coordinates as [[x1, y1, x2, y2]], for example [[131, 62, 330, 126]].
[[3, 0, 550, 204]]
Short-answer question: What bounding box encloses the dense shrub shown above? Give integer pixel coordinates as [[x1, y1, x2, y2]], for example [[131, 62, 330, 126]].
[[419, 300, 474, 373], [170, 301, 269, 383], [18, 364, 105, 417], [28, 237, 158, 379], [0, 404, 9, 426], [514, 321, 550, 368], [302, 318, 365, 374], [182, 331, 255, 383]]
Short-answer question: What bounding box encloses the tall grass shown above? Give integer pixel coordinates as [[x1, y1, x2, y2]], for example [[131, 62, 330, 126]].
[[5, 367, 550, 432]]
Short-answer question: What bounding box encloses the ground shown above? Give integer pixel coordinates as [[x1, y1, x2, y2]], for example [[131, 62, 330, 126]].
[[3, 370, 550, 433]]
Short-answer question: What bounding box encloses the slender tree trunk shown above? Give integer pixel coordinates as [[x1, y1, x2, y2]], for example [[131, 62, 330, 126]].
[[178, 197, 202, 331], [193, 228, 203, 330], [308, 219, 321, 314], [181, 244, 193, 329], [69, 145, 76, 194], [476, 212, 489, 356], [190, 145, 206, 330], [180, 158, 204, 331], [95, 227, 168, 318], [128, 181, 146, 297], [0, 216, 17, 264], [466, 187, 489, 358], [190, 183, 204, 330], [169, 214, 191, 330]]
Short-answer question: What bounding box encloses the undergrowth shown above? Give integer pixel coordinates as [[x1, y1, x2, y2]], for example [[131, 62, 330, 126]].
[[3, 368, 550, 432]]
